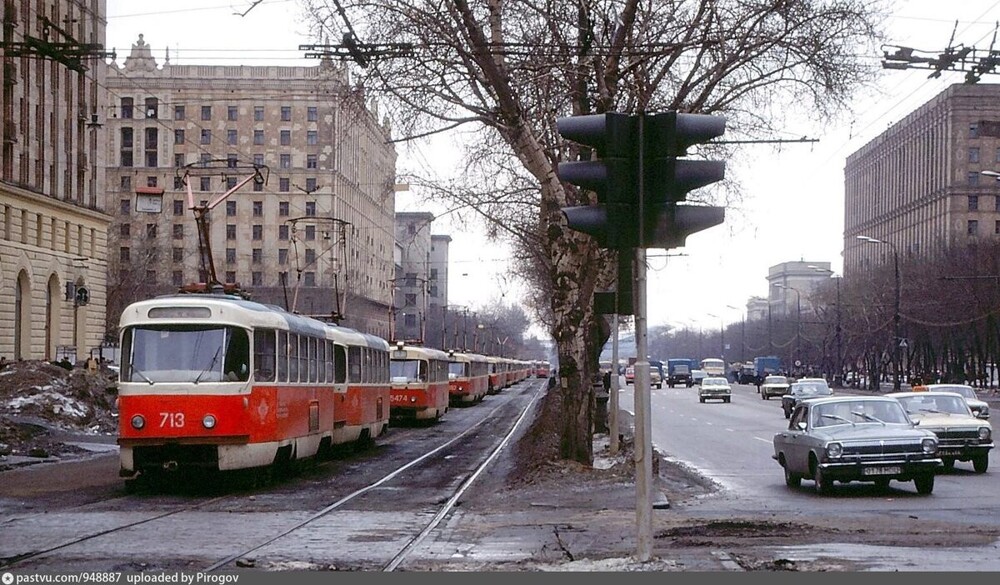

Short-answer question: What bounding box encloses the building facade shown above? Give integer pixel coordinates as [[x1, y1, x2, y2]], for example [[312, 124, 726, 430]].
[[766, 260, 833, 318], [104, 36, 397, 338], [844, 83, 1000, 276], [392, 212, 434, 344], [0, 0, 111, 362]]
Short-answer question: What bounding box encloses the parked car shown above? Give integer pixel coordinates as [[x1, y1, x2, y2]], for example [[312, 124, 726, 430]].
[[698, 376, 731, 403], [781, 378, 833, 419], [887, 391, 993, 473], [772, 396, 942, 494], [912, 384, 990, 419], [760, 375, 790, 400]]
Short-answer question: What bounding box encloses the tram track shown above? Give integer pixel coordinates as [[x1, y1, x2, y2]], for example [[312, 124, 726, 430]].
[[1, 379, 546, 572]]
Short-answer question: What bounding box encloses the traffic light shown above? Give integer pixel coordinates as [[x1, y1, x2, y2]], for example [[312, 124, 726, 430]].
[[640, 112, 726, 248], [556, 113, 639, 249]]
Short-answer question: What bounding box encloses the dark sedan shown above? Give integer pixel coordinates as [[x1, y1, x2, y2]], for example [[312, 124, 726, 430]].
[[773, 396, 942, 494], [781, 378, 833, 418]]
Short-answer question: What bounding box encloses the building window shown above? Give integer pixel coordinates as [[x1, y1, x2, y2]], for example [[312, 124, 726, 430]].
[[173, 271, 184, 286], [173, 200, 184, 215], [307, 130, 317, 145], [227, 129, 237, 145], [227, 224, 237, 239], [227, 153, 238, 168], [279, 202, 289, 216], [280, 130, 291, 145], [174, 129, 185, 145], [225, 271, 236, 284], [253, 130, 264, 145], [254, 106, 264, 121], [120, 199, 131, 215], [226, 248, 236, 263], [252, 271, 262, 286], [173, 247, 184, 262], [968, 172, 980, 186], [305, 225, 315, 240], [227, 105, 238, 121], [120, 247, 130, 262], [970, 123, 979, 138], [120, 224, 130, 239], [306, 154, 318, 169], [430, 268, 438, 280], [145, 97, 158, 119], [200, 153, 211, 165], [146, 223, 157, 239], [173, 224, 184, 239], [174, 105, 185, 120], [305, 201, 316, 216], [996, 220, 1000, 235], [969, 195, 979, 211], [996, 195, 1000, 212], [305, 249, 316, 264], [253, 154, 264, 166], [280, 153, 291, 168], [278, 248, 288, 264], [279, 225, 289, 240], [405, 293, 417, 306], [968, 219, 979, 236], [121, 176, 131, 191], [174, 154, 185, 168], [120, 127, 133, 167], [200, 177, 211, 191], [305, 178, 317, 192], [281, 106, 292, 121], [969, 147, 980, 163], [404, 314, 416, 327], [174, 176, 184, 189], [253, 201, 263, 216], [201, 106, 212, 121], [252, 225, 263, 240], [144, 128, 158, 167], [252, 248, 263, 263], [429, 285, 438, 297], [200, 129, 211, 144], [304, 272, 315, 286], [307, 106, 318, 121], [253, 180, 263, 192], [279, 178, 290, 192], [227, 201, 237, 216], [121, 97, 133, 119]]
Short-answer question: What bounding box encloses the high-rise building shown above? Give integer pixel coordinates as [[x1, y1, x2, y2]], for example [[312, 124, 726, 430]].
[[844, 83, 1000, 276], [104, 36, 397, 338], [0, 0, 111, 362]]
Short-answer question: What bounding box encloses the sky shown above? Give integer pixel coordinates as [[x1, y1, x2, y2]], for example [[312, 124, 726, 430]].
[[103, 0, 1000, 334]]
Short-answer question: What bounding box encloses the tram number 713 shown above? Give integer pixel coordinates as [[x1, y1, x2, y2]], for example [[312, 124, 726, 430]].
[[160, 412, 185, 428]]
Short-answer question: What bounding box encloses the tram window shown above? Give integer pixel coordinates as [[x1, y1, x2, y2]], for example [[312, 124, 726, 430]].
[[298, 335, 308, 383], [277, 331, 288, 382], [348, 346, 362, 383], [334, 344, 347, 384], [223, 328, 250, 382], [288, 333, 299, 382], [324, 340, 333, 382], [253, 329, 276, 382], [316, 339, 326, 383], [308, 337, 318, 383]]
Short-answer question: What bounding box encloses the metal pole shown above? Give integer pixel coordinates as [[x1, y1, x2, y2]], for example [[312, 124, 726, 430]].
[[892, 248, 901, 390], [610, 312, 620, 455], [633, 247, 652, 561]]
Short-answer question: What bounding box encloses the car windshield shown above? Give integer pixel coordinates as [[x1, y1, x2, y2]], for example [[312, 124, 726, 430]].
[[765, 376, 788, 384], [813, 400, 909, 426], [896, 394, 970, 416], [703, 378, 727, 386], [935, 386, 977, 400], [793, 383, 831, 396]]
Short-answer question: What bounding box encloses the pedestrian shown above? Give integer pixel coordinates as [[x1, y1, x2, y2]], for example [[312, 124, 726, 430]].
[[602, 369, 612, 392]]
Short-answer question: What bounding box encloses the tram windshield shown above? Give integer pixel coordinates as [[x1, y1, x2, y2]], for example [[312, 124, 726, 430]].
[[448, 361, 469, 379], [122, 325, 250, 383], [390, 359, 426, 383]]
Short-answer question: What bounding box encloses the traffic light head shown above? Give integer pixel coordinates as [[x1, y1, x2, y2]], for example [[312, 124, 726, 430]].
[[556, 113, 640, 249]]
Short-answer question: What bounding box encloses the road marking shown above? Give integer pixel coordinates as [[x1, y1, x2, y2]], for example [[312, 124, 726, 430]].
[[753, 436, 771, 443]]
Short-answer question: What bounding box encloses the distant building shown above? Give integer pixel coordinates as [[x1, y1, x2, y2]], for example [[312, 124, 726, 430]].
[[844, 83, 1000, 277], [766, 261, 833, 318], [104, 36, 397, 338], [0, 0, 111, 361]]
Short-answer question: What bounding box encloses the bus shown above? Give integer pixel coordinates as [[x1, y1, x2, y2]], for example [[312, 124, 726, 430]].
[[700, 358, 726, 378]]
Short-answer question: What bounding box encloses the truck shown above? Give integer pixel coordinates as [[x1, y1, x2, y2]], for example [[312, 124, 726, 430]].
[[666, 358, 697, 388], [753, 356, 782, 390]]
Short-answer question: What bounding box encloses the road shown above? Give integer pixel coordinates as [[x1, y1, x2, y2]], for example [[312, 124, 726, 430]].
[[618, 378, 1000, 570]]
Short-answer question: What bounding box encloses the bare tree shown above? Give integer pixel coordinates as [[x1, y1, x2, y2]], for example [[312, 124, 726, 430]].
[[303, 0, 887, 463]]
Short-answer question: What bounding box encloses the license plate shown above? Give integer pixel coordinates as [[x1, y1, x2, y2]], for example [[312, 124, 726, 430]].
[[938, 449, 961, 456], [863, 466, 901, 476]]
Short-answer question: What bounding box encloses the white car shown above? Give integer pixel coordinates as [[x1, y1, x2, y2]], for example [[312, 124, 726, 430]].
[[698, 376, 731, 403], [915, 384, 990, 419], [760, 375, 790, 400]]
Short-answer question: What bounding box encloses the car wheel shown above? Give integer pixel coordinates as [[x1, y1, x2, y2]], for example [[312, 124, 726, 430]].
[[699, 397, 705, 403], [724, 396, 731, 403], [873, 478, 890, 490], [941, 458, 955, 472], [914, 473, 935, 494], [656, 384, 662, 389], [973, 454, 989, 473], [783, 463, 801, 488], [813, 465, 834, 495], [783, 407, 791, 419]]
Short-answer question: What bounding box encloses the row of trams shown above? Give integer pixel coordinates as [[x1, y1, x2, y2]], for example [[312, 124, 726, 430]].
[[114, 293, 551, 485]]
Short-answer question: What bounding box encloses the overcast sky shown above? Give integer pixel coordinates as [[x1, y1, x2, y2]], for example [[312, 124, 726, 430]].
[[104, 0, 1000, 333]]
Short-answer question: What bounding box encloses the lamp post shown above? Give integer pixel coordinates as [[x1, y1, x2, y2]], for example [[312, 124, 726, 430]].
[[775, 283, 801, 375], [857, 235, 901, 391]]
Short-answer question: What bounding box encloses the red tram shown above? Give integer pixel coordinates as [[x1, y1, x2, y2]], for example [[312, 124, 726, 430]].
[[116, 294, 390, 484], [447, 350, 490, 404], [389, 343, 451, 422]]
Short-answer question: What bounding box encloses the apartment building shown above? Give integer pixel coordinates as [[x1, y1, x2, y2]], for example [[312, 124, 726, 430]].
[[844, 83, 1000, 276], [0, 0, 110, 361], [104, 35, 397, 338]]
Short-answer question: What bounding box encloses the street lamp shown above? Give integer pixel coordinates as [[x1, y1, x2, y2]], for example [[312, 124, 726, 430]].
[[774, 283, 801, 375], [856, 235, 902, 391]]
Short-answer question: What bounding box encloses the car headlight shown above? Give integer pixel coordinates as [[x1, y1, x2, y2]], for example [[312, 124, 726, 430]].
[[825, 442, 843, 458], [922, 438, 938, 454], [981, 405, 990, 417], [130, 414, 145, 430], [979, 427, 991, 441], [202, 414, 217, 429]]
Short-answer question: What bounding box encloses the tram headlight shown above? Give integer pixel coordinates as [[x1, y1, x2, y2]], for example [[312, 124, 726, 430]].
[[130, 414, 145, 430], [202, 414, 217, 429]]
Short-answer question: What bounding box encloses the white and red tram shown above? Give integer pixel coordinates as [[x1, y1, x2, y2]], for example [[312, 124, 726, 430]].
[[446, 350, 490, 404], [116, 294, 390, 483], [388, 343, 451, 422]]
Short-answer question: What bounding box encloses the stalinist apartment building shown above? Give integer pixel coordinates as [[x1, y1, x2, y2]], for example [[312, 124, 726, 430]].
[[104, 36, 398, 338], [844, 83, 1000, 276], [0, 0, 111, 362]]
